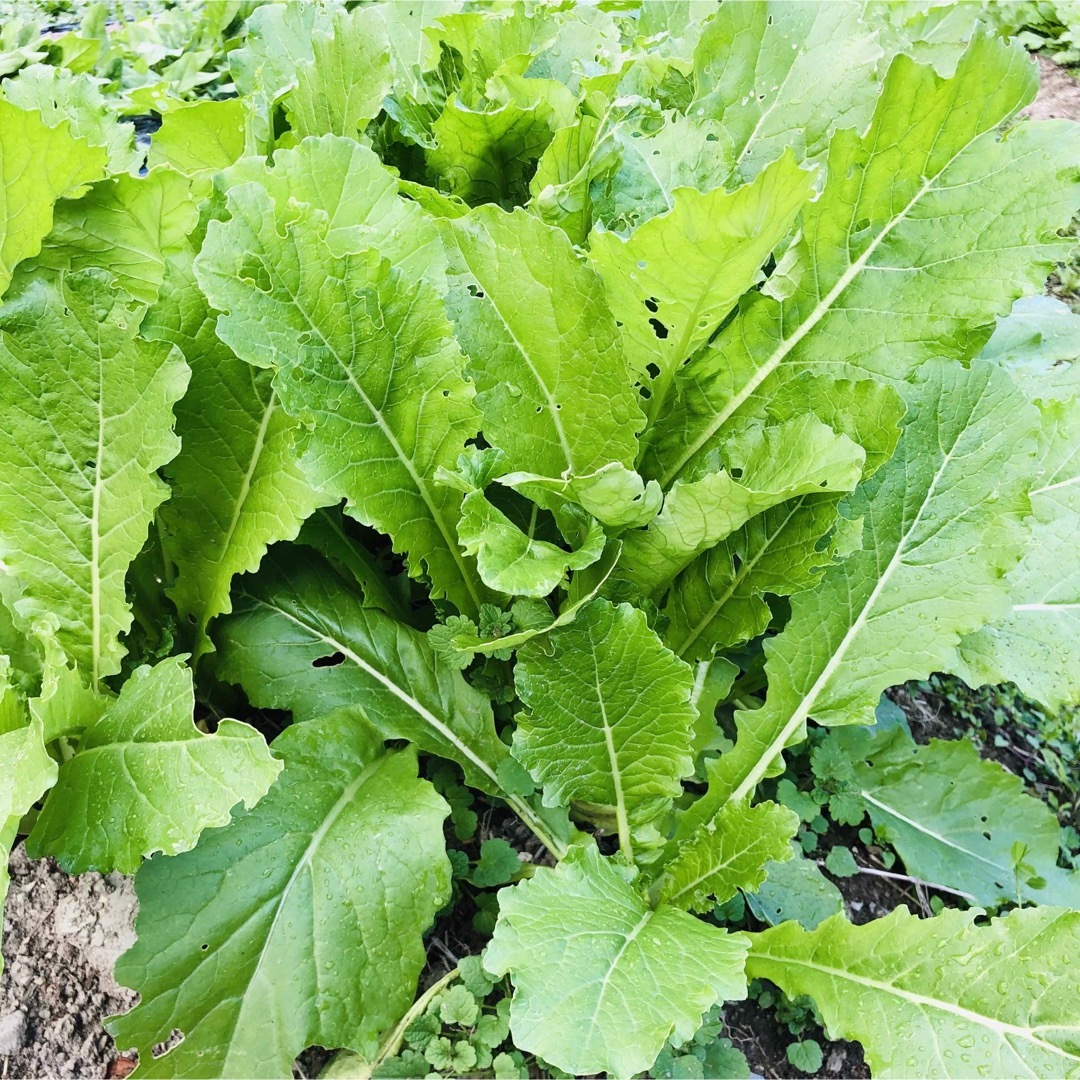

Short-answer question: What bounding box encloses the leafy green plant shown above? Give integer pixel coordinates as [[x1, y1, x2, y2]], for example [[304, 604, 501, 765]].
[[1, 3, 1080, 1079]]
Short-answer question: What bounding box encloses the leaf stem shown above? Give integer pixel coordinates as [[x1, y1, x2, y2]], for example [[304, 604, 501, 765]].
[[506, 794, 568, 861], [817, 860, 976, 901]]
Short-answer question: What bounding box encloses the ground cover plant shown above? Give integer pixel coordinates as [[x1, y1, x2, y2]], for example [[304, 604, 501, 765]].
[[2, 1, 1080, 1077]]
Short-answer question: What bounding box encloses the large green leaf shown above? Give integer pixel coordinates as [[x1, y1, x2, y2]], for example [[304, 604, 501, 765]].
[[0, 97, 106, 296], [284, 5, 391, 140], [652, 800, 798, 913], [691, 1, 882, 181], [620, 415, 864, 597], [27, 657, 280, 875], [196, 146, 487, 616], [647, 32, 1080, 489], [841, 724, 1080, 908], [743, 844, 844, 931], [680, 360, 1037, 836], [513, 600, 696, 855], [148, 249, 327, 662], [588, 149, 812, 413], [215, 551, 510, 799], [485, 844, 748, 1078], [958, 395, 1080, 710], [26, 169, 198, 305], [0, 270, 188, 684], [443, 205, 644, 478], [746, 906, 1080, 1078], [108, 710, 451, 1078]]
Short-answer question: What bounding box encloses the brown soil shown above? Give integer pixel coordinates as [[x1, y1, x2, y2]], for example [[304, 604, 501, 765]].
[[0, 846, 136, 1080], [1023, 55, 1080, 121]]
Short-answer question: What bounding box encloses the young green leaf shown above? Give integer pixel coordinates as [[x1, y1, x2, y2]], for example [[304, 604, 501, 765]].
[[514, 600, 696, 855], [148, 99, 248, 175], [284, 6, 392, 140], [485, 845, 748, 1078], [746, 907, 1080, 1078], [588, 149, 813, 411], [108, 711, 451, 1077], [26, 657, 280, 875], [0, 270, 188, 683], [443, 205, 644, 479], [25, 168, 198, 304], [653, 800, 798, 913], [621, 415, 865, 597]]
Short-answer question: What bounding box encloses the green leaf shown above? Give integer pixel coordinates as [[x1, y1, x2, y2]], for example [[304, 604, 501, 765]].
[[215, 550, 510, 799], [147, 249, 327, 662], [0, 97, 106, 296], [3, 64, 140, 174], [823, 846, 858, 879], [958, 393, 1080, 709], [786, 1039, 823, 1075], [653, 800, 798, 912], [148, 99, 248, 175], [444, 205, 644, 478], [681, 360, 1037, 835], [743, 844, 844, 931], [621, 415, 865, 597], [428, 91, 561, 206], [108, 710, 451, 1077], [229, 1, 334, 102], [485, 844, 748, 1078], [663, 494, 844, 660], [471, 838, 522, 888], [514, 600, 696, 852], [692, 1, 882, 181], [648, 33, 1080, 490], [440, 984, 481, 1027], [285, 6, 392, 140], [746, 906, 1080, 1078], [457, 488, 605, 597], [196, 143, 488, 616], [0, 270, 188, 684], [0, 713, 58, 974], [26, 657, 280, 875], [26, 169, 198, 305], [588, 150, 812, 411], [842, 724, 1080, 907]]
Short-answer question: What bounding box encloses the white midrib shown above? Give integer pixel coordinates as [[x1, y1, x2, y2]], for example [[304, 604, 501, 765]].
[[209, 390, 279, 627], [224, 758, 381, 1072], [453, 236, 575, 472], [859, 791, 1008, 875], [746, 951, 1080, 1068], [728, 439, 958, 804], [665, 848, 741, 906], [91, 340, 106, 687], [1014, 601, 1080, 611], [659, 166, 947, 490], [588, 910, 652, 1043], [1031, 472, 1080, 497], [285, 282, 483, 614], [594, 657, 632, 860]]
